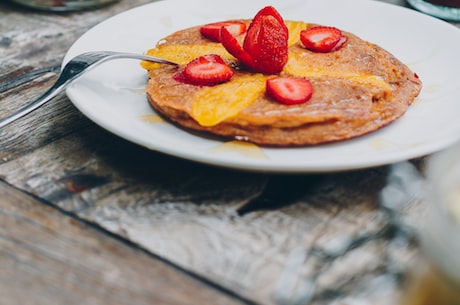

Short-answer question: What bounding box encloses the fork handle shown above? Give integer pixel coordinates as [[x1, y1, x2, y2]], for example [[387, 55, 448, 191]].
[[0, 52, 177, 129], [0, 80, 69, 129]]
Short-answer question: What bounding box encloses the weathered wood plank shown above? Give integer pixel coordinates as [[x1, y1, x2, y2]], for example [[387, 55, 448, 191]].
[[0, 179, 250, 305], [0, 0, 157, 159], [0, 126, 424, 305], [0, 0, 155, 71]]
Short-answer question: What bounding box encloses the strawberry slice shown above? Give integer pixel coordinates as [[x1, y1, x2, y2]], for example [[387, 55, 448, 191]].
[[220, 27, 257, 70], [220, 6, 288, 75], [180, 54, 234, 86], [249, 6, 288, 37], [243, 6, 288, 74], [266, 77, 313, 105], [300, 26, 346, 53], [200, 21, 247, 42], [330, 35, 348, 51]]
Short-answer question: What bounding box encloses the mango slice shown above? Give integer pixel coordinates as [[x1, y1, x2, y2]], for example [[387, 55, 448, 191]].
[[286, 21, 308, 46], [191, 74, 267, 126], [284, 54, 391, 91], [141, 44, 234, 70]]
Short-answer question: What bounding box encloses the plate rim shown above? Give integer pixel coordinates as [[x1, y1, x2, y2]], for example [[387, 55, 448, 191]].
[[64, 0, 460, 173]]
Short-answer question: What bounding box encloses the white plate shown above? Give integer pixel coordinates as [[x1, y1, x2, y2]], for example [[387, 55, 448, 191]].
[[64, 0, 460, 173]]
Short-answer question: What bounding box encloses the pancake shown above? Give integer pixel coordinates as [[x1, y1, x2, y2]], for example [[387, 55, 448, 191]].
[[142, 20, 422, 146]]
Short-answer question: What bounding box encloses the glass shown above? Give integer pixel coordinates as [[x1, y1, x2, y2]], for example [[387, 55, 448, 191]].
[[407, 0, 460, 21], [400, 141, 460, 305], [9, 0, 119, 11]]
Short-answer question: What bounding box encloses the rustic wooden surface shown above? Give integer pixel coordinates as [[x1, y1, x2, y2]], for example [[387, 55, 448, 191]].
[[0, 1, 459, 304], [0, 179, 250, 305]]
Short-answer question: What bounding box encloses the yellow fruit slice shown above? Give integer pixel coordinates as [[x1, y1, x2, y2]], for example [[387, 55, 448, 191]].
[[191, 74, 267, 126], [284, 53, 392, 91], [140, 44, 234, 70], [286, 21, 308, 46]]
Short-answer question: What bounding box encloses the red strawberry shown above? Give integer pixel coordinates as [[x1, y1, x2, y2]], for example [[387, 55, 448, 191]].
[[250, 6, 288, 36], [330, 35, 347, 52], [200, 21, 247, 42], [181, 54, 234, 86], [220, 6, 288, 75], [300, 26, 346, 53], [243, 12, 289, 74], [221, 27, 257, 70], [266, 77, 313, 105]]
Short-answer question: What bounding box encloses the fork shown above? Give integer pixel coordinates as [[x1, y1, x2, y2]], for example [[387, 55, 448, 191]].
[[0, 51, 178, 128]]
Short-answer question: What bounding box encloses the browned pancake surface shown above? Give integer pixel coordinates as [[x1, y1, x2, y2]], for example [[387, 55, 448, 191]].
[[145, 22, 422, 146]]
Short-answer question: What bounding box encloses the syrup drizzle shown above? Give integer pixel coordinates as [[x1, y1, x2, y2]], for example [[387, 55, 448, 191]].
[[140, 114, 164, 124], [209, 140, 267, 159], [369, 138, 399, 150]]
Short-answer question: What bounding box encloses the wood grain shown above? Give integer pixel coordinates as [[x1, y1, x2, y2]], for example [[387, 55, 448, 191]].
[[0, 127, 424, 304], [0, 0, 156, 161], [0, 179, 250, 305]]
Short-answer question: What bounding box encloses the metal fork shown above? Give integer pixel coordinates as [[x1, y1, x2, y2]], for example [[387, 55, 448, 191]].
[[0, 51, 178, 128]]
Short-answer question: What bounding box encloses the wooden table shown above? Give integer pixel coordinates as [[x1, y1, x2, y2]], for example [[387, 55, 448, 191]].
[[0, 1, 459, 304]]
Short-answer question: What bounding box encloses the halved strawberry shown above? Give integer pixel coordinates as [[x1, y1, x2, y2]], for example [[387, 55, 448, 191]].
[[300, 26, 346, 53], [181, 54, 234, 86], [221, 27, 257, 70], [266, 77, 313, 105], [244, 14, 288, 74], [220, 6, 288, 75], [249, 6, 288, 38], [200, 21, 247, 42]]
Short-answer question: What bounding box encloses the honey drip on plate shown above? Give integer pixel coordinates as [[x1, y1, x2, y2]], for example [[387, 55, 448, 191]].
[[140, 114, 164, 124], [369, 138, 399, 150], [209, 141, 267, 159]]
